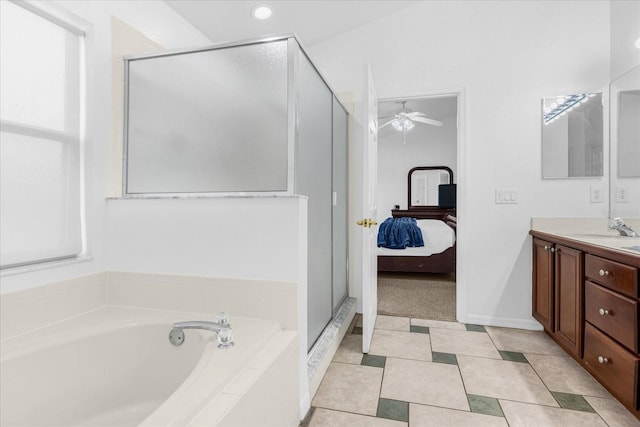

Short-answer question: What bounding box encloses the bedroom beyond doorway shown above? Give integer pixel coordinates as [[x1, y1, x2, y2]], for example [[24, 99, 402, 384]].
[[376, 94, 458, 322]]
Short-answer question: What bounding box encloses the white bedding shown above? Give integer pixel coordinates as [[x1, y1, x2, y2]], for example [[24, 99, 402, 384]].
[[377, 219, 455, 257]]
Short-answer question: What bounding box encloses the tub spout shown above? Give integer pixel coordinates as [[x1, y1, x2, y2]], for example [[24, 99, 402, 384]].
[[170, 316, 234, 349]]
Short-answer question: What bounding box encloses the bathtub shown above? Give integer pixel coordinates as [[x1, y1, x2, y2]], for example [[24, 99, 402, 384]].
[[0, 306, 299, 426]]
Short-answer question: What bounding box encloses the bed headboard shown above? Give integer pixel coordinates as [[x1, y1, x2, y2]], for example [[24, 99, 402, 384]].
[[391, 207, 456, 220]]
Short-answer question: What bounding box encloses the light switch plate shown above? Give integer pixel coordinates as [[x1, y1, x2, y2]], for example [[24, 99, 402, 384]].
[[495, 188, 520, 204], [590, 186, 603, 203]]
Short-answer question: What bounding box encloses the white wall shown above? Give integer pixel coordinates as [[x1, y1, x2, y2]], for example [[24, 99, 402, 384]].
[[610, 0, 640, 80], [105, 197, 306, 282], [377, 115, 457, 223], [0, 0, 210, 294], [310, 0, 611, 328]]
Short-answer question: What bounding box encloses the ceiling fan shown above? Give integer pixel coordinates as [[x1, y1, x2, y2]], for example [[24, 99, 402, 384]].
[[379, 101, 443, 143]]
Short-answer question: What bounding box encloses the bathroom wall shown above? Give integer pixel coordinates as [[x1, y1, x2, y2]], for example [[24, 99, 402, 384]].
[[310, 0, 611, 327], [377, 114, 457, 224], [1, 0, 208, 294], [610, 0, 640, 80]]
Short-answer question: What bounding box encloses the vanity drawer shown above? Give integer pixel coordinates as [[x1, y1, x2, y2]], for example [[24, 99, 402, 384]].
[[585, 254, 638, 298], [585, 281, 638, 352], [584, 323, 639, 409]]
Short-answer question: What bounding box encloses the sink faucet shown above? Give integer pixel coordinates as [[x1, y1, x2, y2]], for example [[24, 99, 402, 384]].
[[169, 312, 234, 349], [609, 217, 638, 237]]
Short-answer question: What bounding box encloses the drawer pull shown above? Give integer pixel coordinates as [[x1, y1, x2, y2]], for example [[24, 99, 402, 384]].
[[597, 356, 609, 364], [598, 308, 609, 316], [598, 269, 610, 277]]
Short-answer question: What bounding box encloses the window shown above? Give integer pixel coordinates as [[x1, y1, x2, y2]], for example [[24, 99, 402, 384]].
[[0, 1, 84, 269]]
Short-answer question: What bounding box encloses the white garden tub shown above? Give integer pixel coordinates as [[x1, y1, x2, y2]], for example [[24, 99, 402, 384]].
[[0, 306, 298, 427]]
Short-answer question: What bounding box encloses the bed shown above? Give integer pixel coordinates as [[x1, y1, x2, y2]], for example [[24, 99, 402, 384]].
[[377, 166, 457, 274]]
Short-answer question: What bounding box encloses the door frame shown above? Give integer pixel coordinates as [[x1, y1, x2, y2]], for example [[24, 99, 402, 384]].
[[372, 88, 467, 322]]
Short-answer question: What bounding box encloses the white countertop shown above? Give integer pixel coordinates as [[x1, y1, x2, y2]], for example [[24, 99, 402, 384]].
[[531, 218, 640, 256]]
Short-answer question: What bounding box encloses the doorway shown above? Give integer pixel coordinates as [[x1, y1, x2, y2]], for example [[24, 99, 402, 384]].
[[376, 94, 459, 321]]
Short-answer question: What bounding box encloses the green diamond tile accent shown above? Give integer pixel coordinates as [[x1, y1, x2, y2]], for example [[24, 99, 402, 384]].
[[468, 394, 504, 417], [432, 351, 458, 365], [410, 325, 430, 334], [377, 398, 409, 422], [361, 354, 386, 368], [499, 350, 528, 363], [551, 391, 595, 413], [352, 326, 363, 335], [465, 324, 487, 332]]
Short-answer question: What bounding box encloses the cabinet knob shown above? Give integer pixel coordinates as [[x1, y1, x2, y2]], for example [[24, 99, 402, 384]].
[[597, 356, 609, 364], [550, 247, 555, 253], [598, 308, 609, 316], [544, 245, 549, 251], [598, 269, 609, 277]]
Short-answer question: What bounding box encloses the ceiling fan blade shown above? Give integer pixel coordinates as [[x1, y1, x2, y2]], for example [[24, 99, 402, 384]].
[[411, 116, 444, 126], [378, 115, 396, 119], [379, 119, 395, 129], [406, 112, 427, 117]]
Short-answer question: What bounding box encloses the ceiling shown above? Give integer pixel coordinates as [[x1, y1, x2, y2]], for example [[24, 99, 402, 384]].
[[164, 1, 419, 46]]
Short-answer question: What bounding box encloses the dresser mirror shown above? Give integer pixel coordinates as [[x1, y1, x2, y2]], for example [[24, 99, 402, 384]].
[[408, 166, 453, 208], [541, 92, 604, 179]]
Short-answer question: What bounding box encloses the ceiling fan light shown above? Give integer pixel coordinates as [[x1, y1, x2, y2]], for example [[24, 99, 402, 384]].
[[391, 119, 403, 131], [402, 118, 414, 130]]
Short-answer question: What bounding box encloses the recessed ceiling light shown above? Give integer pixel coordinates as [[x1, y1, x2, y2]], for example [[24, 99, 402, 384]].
[[251, 4, 273, 20]]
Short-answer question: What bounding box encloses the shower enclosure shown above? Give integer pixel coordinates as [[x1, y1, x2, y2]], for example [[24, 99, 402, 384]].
[[123, 35, 349, 350]]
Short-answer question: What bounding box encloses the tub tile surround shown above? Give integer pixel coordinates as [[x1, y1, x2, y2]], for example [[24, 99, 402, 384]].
[[0, 271, 298, 341], [0, 272, 301, 426], [307, 315, 640, 427], [0, 272, 108, 340]]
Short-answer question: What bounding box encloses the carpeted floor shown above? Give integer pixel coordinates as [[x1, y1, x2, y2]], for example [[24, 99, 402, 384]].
[[377, 272, 456, 321]]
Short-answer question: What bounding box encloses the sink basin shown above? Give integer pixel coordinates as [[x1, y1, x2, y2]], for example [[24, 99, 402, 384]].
[[622, 246, 640, 253]]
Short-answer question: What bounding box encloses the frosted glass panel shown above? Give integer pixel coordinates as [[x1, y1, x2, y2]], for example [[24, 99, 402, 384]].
[[126, 41, 288, 193], [332, 97, 348, 311], [298, 54, 333, 350], [0, 1, 77, 132], [0, 133, 81, 267]]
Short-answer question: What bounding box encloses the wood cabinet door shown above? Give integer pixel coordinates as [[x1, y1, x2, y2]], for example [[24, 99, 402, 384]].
[[554, 245, 584, 358], [533, 238, 555, 331]]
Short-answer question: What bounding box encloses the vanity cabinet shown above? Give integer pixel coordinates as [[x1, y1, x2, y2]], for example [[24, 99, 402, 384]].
[[554, 245, 583, 358], [530, 232, 640, 419], [532, 238, 583, 358], [532, 238, 555, 332]]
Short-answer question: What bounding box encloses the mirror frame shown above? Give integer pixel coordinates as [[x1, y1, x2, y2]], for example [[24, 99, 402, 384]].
[[407, 166, 453, 209]]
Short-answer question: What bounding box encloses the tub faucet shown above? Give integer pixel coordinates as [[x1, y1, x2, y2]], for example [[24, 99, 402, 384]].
[[609, 217, 638, 237], [169, 313, 234, 349]]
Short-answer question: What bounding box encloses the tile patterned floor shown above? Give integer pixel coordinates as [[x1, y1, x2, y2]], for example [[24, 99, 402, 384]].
[[305, 314, 640, 427]]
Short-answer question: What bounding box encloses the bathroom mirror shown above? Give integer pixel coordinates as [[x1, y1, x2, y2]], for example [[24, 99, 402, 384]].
[[408, 166, 453, 207], [541, 92, 604, 178], [610, 66, 640, 218]]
